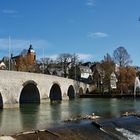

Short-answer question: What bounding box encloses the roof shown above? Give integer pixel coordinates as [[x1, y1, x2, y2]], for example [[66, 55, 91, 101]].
[[79, 66, 92, 73], [12, 55, 21, 59]]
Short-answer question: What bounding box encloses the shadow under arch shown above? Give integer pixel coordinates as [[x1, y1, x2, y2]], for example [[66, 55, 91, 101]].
[[67, 85, 75, 100], [86, 88, 89, 94], [79, 87, 84, 95], [20, 81, 40, 104], [49, 83, 62, 104]]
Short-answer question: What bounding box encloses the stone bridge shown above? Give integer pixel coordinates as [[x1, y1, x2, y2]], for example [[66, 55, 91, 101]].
[[0, 70, 93, 108]]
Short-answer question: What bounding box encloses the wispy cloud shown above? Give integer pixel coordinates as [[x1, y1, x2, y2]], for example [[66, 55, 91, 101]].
[[0, 38, 49, 58], [0, 38, 94, 62], [40, 53, 94, 62], [86, 0, 96, 6], [77, 53, 94, 61], [88, 32, 109, 39], [47, 54, 58, 60], [2, 9, 19, 17], [2, 9, 18, 14]]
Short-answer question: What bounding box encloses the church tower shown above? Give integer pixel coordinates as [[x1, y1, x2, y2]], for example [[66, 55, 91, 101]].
[[27, 44, 36, 65]]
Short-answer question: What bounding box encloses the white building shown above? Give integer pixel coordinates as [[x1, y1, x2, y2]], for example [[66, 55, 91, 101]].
[[79, 66, 92, 79], [110, 72, 117, 89]]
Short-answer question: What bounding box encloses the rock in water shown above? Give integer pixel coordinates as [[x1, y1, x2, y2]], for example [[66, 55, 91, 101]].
[[92, 121, 102, 129]]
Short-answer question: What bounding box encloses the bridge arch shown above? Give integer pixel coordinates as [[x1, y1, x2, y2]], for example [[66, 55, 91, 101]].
[[22, 80, 37, 87], [19, 80, 40, 104], [67, 85, 75, 99], [49, 83, 62, 102], [79, 87, 84, 95]]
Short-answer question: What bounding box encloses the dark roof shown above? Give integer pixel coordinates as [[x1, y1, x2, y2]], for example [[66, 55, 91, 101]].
[[11, 55, 21, 59], [82, 62, 92, 66]]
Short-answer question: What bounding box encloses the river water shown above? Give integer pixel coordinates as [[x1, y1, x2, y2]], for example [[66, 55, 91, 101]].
[[1, 98, 140, 138]]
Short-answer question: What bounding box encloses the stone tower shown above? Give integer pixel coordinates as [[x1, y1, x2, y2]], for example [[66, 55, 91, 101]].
[[27, 44, 36, 65]]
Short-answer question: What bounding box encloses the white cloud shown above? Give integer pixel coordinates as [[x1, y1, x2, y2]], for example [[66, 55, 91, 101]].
[[40, 53, 94, 62], [86, 0, 96, 6], [77, 53, 94, 61], [48, 53, 94, 61], [47, 54, 58, 60], [88, 32, 109, 39]]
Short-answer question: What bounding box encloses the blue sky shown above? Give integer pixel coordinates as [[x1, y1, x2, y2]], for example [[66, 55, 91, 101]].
[[0, 0, 140, 65]]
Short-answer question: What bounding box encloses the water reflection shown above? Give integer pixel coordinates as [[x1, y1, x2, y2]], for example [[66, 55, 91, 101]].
[[0, 108, 23, 135], [0, 98, 139, 135], [50, 103, 62, 124], [20, 104, 40, 131], [66, 100, 82, 117], [110, 98, 120, 117]]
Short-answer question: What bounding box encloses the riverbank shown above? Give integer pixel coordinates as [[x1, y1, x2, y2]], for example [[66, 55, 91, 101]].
[[0, 120, 120, 140], [1, 112, 140, 140], [80, 93, 140, 98]]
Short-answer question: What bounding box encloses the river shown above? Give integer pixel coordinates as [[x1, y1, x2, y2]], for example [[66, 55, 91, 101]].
[[0, 98, 140, 137]]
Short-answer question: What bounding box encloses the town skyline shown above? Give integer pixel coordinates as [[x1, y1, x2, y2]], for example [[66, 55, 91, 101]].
[[0, 0, 140, 65]]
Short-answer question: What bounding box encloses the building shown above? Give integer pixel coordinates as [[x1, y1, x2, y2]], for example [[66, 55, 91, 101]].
[[110, 72, 117, 89], [47, 67, 64, 77], [79, 65, 92, 83], [79, 66, 92, 79], [12, 45, 36, 72]]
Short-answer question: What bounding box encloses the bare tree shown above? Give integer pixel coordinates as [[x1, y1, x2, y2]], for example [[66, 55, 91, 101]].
[[113, 47, 133, 94], [57, 53, 80, 77], [57, 53, 73, 77], [68, 66, 81, 80], [113, 46, 132, 67], [71, 54, 79, 66], [104, 53, 112, 62], [40, 57, 52, 65]]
